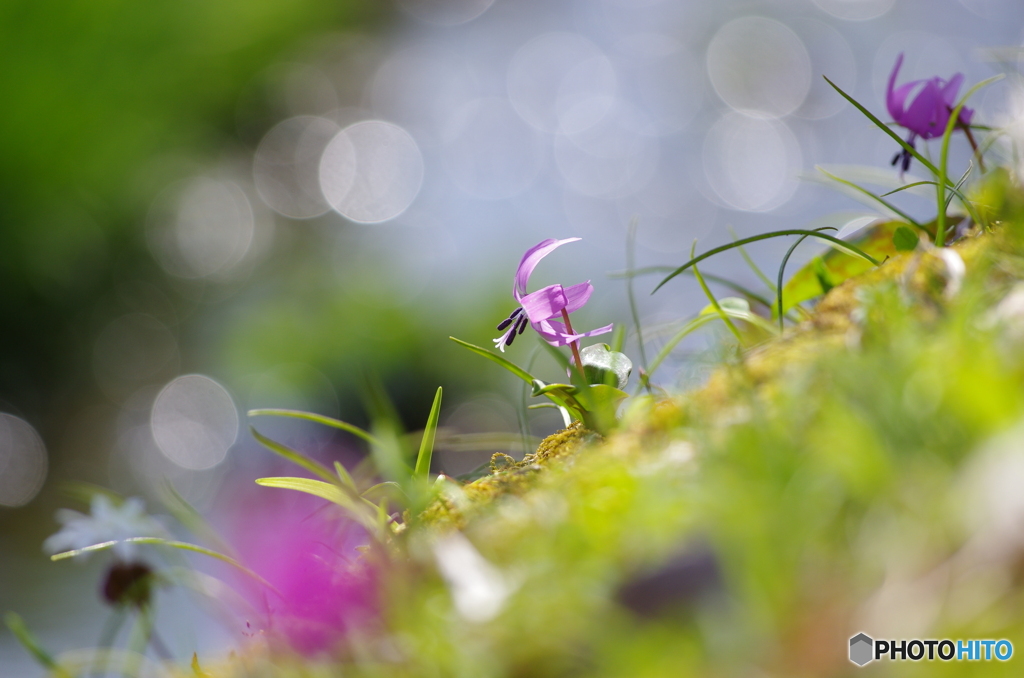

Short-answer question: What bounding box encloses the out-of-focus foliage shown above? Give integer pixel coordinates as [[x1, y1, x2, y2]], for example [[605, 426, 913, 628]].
[[0, 0, 386, 421]]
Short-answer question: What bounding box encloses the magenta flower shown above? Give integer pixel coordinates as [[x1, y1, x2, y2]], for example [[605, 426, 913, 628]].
[[886, 52, 974, 172], [226, 490, 378, 655], [494, 238, 612, 352]]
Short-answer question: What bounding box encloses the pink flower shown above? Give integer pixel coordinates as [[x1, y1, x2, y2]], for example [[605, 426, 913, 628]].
[[494, 238, 613, 351], [886, 52, 974, 172], [226, 490, 378, 655]]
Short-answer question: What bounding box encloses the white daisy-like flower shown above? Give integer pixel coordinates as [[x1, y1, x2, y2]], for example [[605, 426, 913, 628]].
[[44, 495, 164, 561]]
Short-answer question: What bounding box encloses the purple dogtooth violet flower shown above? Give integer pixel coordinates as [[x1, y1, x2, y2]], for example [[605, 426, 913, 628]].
[[886, 52, 975, 173], [494, 238, 613, 353]]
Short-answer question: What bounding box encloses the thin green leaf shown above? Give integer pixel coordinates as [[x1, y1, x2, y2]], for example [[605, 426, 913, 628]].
[[360, 370, 404, 430], [703, 297, 778, 334], [158, 480, 233, 556], [816, 166, 923, 229], [334, 461, 357, 492], [5, 613, 69, 676], [625, 217, 650, 375], [879, 175, 982, 227], [610, 324, 625, 354], [50, 538, 276, 592], [362, 481, 405, 500], [414, 387, 443, 480], [256, 476, 382, 529], [532, 380, 580, 397], [943, 163, 975, 216], [776, 228, 837, 331], [611, 267, 774, 309], [691, 240, 742, 343], [644, 314, 718, 385], [366, 423, 413, 488], [250, 426, 338, 484], [529, 379, 586, 418], [653, 230, 880, 294], [823, 75, 946, 181], [58, 481, 123, 508], [880, 181, 935, 197], [248, 409, 379, 446], [937, 75, 1003, 244], [729, 225, 777, 292], [450, 336, 536, 385]]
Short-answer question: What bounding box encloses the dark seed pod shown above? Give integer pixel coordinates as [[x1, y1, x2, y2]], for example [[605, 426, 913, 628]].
[[102, 561, 154, 608]]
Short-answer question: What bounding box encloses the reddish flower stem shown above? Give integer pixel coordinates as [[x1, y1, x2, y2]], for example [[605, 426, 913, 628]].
[[561, 308, 587, 382], [959, 123, 986, 172]]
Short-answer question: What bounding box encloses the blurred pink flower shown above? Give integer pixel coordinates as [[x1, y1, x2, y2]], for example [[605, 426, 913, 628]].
[[886, 52, 974, 172], [226, 489, 378, 655]]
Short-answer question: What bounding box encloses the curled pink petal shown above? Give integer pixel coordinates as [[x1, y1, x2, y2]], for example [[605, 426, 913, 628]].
[[886, 52, 907, 120], [889, 81, 921, 122], [573, 323, 615, 340], [513, 238, 581, 299], [531, 318, 613, 347], [941, 73, 964, 106], [520, 284, 569, 323], [562, 281, 594, 314], [531, 319, 577, 347], [940, 73, 974, 126]]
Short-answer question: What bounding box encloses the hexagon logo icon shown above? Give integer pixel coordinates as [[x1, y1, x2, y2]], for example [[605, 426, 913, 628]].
[[849, 633, 874, 666]]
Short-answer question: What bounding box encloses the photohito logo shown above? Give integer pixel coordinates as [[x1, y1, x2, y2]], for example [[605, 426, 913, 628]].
[[849, 633, 1013, 666]]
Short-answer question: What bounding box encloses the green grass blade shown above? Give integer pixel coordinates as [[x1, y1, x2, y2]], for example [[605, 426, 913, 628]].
[[610, 324, 625, 353], [937, 75, 1003, 244], [50, 537, 277, 592], [255, 476, 351, 504], [625, 217, 650, 374], [653, 230, 880, 294], [248, 409, 379, 446], [5, 613, 69, 676], [644, 315, 718, 383], [362, 481, 405, 500], [334, 461, 357, 492], [612, 267, 775, 309], [158, 480, 233, 556], [823, 75, 945, 180], [249, 426, 338, 484], [880, 181, 935, 197], [776, 228, 836, 331], [816, 167, 923, 229], [879, 175, 985, 231], [414, 387, 443, 480], [691, 241, 742, 344], [729, 225, 776, 292], [450, 336, 536, 385]]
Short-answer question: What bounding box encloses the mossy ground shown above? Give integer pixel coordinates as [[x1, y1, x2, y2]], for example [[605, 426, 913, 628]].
[[199, 180, 1024, 677]]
